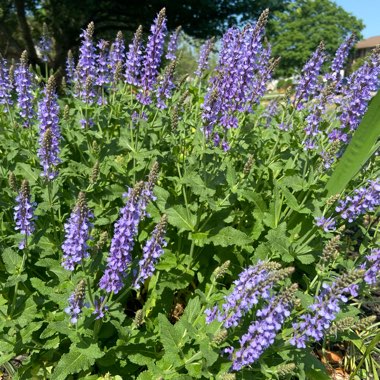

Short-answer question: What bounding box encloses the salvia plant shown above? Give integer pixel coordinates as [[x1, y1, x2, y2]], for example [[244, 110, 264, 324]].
[[0, 8, 379, 380]]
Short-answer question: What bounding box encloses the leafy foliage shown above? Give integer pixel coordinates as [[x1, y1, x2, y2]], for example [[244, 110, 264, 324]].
[[269, 0, 364, 76], [0, 8, 379, 380]]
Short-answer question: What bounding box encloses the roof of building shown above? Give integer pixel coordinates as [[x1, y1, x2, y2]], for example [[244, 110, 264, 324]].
[[356, 36, 380, 49]]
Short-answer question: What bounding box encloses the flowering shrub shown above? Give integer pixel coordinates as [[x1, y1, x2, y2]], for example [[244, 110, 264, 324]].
[[0, 8, 379, 380]]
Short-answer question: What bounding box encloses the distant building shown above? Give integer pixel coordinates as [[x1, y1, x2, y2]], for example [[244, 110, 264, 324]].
[[355, 36, 380, 59]]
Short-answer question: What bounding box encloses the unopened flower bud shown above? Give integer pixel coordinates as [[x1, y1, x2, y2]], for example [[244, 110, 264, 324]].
[[277, 363, 296, 377], [212, 329, 228, 345], [8, 172, 18, 192], [133, 309, 144, 327], [221, 374, 236, 380], [243, 154, 254, 175], [90, 160, 100, 183], [213, 260, 230, 279], [352, 315, 377, 331], [63, 104, 70, 120]]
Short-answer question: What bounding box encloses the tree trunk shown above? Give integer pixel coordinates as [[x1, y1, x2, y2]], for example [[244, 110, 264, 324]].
[[14, 0, 39, 64]]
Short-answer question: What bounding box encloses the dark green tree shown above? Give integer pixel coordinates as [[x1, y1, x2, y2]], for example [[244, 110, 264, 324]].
[[0, 0, 290, 71], [268, 0, 364, 77]]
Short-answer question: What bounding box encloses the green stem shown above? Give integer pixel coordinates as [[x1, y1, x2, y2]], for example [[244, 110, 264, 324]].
[[10, 243, 28, 317], [47, 180, 58, 245]]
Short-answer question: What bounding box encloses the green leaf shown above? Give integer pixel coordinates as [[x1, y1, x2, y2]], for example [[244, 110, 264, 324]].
[[2, 248, 23, 274], [15, 163, 40, 184], [185, 361, 203, 378], [182, 172, 215, 199], [52, 343, 104, 380], [351, 331, 380, 379], [326, 91, 380, 196], [166, 205, 196, 232], [181, 297, 201, 324], [277, 182, 310, 214], [206, 226, 252, 247], [136, 371, 155, 380], [0, 353, 14, 367], [128, 353, 155, 367], [265, 223, 291, 259], [154, 186, 170, 212], [296, 253, 315, 265], [239, 190, 267, 215], [158, 314, 182, 365]]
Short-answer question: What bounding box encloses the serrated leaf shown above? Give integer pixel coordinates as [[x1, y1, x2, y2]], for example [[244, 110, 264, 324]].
[[185, 361, 202, 378], [206, 226, 252, 247], [136, 371, 154, 380], [30, 277, 53, 296], [158, 314, 182, 366], [296, 291, 315, 309], [128, 353, 155, 367], [166, 205, 196, 232], [297, 253, 315, 265], [15, 163, 40, 183], [4, 273, 27, 287], [181, 297, 201, 324], [239, 190, 267, 215], [154, 186, 170, 212], [265, 223, 291, 258], [2, 248, 23, 274], [277, 183, 309, 214], [182, 172, 215, 199], [52, 344, 104, 380], [200, 341, 218, 367]]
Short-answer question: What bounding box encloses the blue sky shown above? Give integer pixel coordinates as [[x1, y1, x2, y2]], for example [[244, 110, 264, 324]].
[[334, 0, 380, 39]]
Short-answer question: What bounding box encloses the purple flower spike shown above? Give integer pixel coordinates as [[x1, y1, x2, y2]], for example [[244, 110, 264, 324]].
[[0, 54, 13, 108], [65, 280, 86, 324], [15, 51, 34, 128], [37, 77, 61, 179], [99, 182, 145, 294], [201, 10, 272, 147], [110, 31, 125, 78], [330, 46, 380, 142], [195, 38, 214, 77], [206, 261, 293, 329], [125, 25, 143, 86], [303, 87, 331, 151], [66, 50, 75, 84], [293, 42, 325, 110], [330, 34, 356, 80], [166, 26, 181, 60], [364, 248, 380, 285], [336, 179, 380, 223], [74, 22, 96, 102], [38, 128, 60, 180], [290, 270, 362, 348], [134, 215, 168, 289], [99, 163, 159, 294], [38, 76, 60, 143], [262, 99, 278, 127], [39, 23, 52, 63], [137, 8, 167, 104], [315, 216, 337, 232], [93, 296, 109, 319], [156, 60, 176, 109], [62, 192, 94, 271], [96, 39, 110, 87], [14, 180, 35, 249], [229, 285, 297, 371]]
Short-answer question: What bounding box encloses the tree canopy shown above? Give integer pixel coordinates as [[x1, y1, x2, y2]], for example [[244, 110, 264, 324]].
[[268, 0, 364, 77], [0, 0, 290, 70]]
